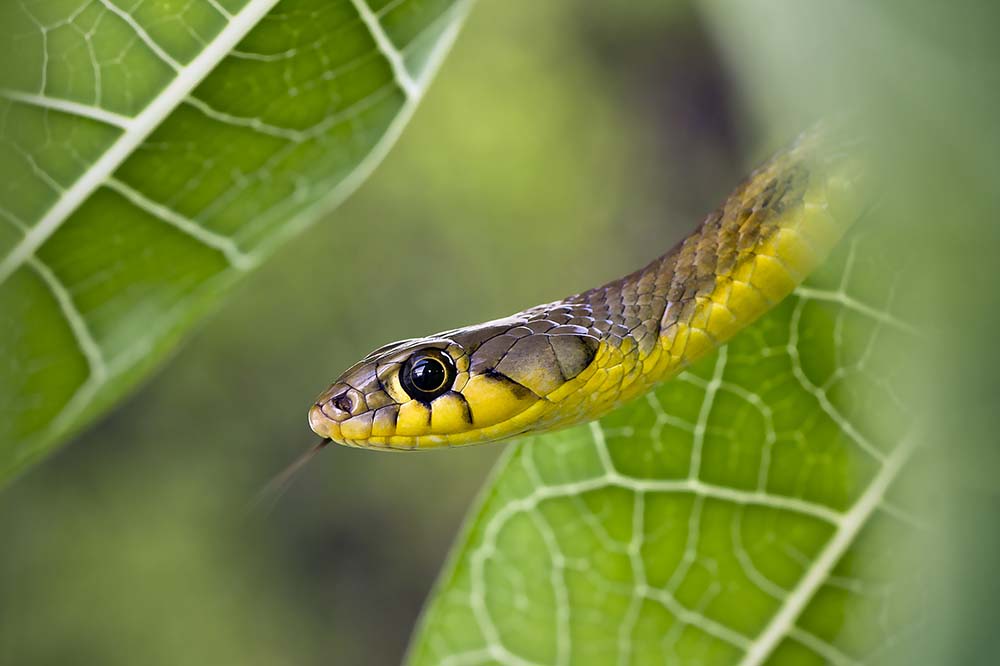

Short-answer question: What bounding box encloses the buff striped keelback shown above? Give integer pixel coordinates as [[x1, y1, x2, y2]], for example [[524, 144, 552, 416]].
[[309, 126, 866, 450]]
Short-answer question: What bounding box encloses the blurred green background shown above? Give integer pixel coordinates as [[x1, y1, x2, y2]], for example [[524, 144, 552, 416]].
[[2, 1, 998, 665]]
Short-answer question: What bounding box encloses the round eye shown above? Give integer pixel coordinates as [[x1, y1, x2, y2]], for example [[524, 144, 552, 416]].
[[400, 350, 456, 401]]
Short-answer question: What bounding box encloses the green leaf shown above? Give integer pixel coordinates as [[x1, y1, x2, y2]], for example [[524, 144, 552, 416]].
[[697, 2, 1000, 661], [406, 224, 926, 666], [0, 0, 471, 482]]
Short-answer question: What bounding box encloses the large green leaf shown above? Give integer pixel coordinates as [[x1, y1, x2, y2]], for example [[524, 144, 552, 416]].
[[0, 0, 470, 481], [700, 1, 1000, 660], [407, 222, 926, 665]]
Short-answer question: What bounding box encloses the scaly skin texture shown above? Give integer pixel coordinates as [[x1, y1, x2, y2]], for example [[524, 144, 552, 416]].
[[309, 127, 863, 449]]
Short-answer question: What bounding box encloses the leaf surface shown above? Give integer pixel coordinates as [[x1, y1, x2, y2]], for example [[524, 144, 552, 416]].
[[0, 0, 469, 481]]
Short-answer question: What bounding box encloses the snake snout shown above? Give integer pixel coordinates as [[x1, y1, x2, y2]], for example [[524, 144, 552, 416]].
[[309, 382, 365, 441], [308, 403, 337, 440], [314, 385, 366, 421]]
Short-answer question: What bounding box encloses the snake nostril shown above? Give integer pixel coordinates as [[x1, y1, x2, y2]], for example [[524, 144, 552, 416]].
[[331, 393, 354, 414]]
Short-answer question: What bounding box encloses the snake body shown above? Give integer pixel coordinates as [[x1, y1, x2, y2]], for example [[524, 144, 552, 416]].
[[309, 128, 862, 450]]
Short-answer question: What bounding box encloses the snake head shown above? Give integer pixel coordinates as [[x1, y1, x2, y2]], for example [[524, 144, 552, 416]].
[[309, 317, 601, 449]]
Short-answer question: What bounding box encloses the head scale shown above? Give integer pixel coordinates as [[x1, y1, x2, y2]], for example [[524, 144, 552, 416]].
[[308, 316, 600, 449]]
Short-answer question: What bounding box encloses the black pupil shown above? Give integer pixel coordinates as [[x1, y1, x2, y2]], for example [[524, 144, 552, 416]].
[[411, 358, 446, 392]]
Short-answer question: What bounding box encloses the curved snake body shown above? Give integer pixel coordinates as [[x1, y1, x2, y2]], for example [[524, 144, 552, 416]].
[[309, 128, 863, 450]]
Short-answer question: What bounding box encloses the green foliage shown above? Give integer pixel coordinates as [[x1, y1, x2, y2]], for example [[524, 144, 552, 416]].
[[0, 0, 469, 482], [408, 226, 926, 665]]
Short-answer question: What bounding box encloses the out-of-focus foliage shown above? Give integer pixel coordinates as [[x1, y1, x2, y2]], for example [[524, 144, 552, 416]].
[[0, 0, 469, 482]]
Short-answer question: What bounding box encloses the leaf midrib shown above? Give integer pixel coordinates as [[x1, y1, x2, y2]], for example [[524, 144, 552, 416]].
[[738, 435, 915, 665]]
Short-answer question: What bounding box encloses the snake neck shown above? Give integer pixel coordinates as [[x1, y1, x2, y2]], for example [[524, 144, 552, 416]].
[[523, 129, 860, 425]]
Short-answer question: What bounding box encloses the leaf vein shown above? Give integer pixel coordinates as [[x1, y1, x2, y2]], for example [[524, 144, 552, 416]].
[[96, 0, 183, 72], [0, 89, 134, 129], [105, 178, 254, 270], [737, 437, 915, 666], [26, 256, 107, 383], [348, 0, 419, 99]]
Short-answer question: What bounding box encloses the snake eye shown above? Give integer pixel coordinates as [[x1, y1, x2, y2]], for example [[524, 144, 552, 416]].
[[400, 349, 455, 401]]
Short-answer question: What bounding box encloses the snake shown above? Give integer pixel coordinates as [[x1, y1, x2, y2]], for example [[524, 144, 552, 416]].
[[308, 127, 863, 450]]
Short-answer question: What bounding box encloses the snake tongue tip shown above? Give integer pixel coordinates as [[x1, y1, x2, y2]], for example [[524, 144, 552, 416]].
[[248, 436, 333, 516]]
